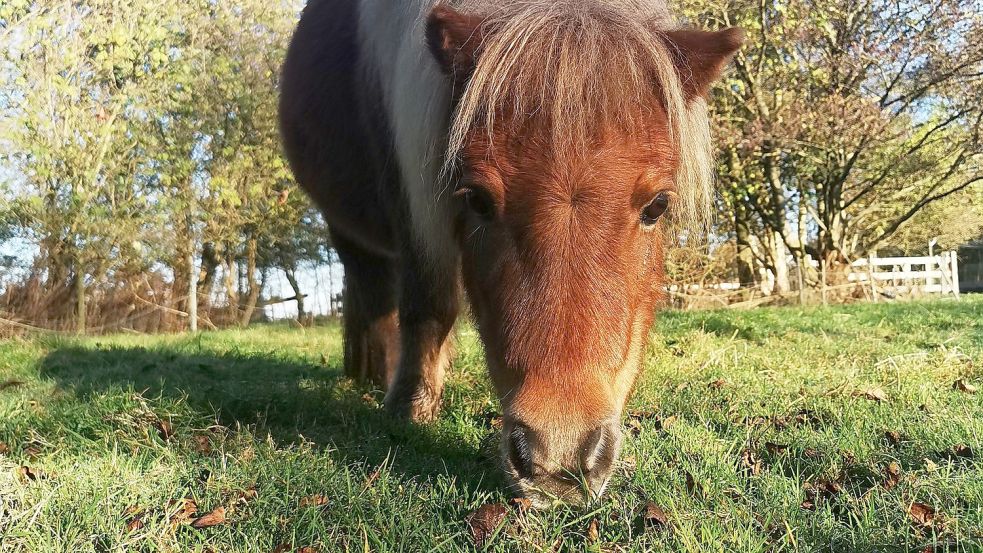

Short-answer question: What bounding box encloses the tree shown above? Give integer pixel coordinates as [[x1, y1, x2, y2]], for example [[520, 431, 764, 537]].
[[682, 0, 983, 288]]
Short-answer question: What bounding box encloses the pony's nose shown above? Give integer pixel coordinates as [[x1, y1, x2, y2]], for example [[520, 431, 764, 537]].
[[504, 420, 622, 503]]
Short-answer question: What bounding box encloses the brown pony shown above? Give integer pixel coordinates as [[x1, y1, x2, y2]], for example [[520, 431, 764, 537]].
[[280, 0, 742, 504]]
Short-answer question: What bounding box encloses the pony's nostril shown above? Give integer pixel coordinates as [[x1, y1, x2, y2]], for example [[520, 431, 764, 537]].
[[580, 425, 616, 474], [508, 423, 535, 479]]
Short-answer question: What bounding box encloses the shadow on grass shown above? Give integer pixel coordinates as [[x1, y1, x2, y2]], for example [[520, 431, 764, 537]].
[[38, 342, 504, 495]]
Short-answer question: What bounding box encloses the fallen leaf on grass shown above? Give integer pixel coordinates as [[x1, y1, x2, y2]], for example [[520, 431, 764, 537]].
[[953, 379, 977, 394], [192, 435, 213, 455], [0, 380, 25, 391], [802, 447, 822, 460], [642, 502, 669, 531], [765, 442, 789, 455], [466, 503, 508, 547], [298, 494, 328, 508], [510, 497, 531, 511], [168, 498, 199, 525], [908, 502, 936, 528], [855, 387, 888, 402], [884, 430, 902, 446], [16, 465, 44, 483], [883, 462, 901, 490], [950, 444, 974, 459], [155, 420, 174, 441], [685, 471, 701, 496], [0, 442, 9, 455], [296, 548, 320, 553], [740, 449, 762, 476], [191, 506, 226, 529], [801, 479, 842, 510], [586, 518, 599, 542], [270, 544, 291, 553], [708, 379, 727, 390]]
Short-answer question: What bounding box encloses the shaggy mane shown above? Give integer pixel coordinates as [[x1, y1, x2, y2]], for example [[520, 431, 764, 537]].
[[438, 0, 715, 233]]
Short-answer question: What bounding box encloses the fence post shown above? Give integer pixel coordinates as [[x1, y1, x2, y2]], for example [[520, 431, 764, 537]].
[[950, 251, 961, 300], [868, 253, 878, 303]]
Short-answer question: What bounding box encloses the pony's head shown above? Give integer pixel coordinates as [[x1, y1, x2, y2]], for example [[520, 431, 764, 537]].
[[426, 0, 742, 504]]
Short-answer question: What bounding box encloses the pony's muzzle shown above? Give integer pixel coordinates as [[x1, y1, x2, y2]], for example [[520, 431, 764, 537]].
[[501, 418, 622, 505]]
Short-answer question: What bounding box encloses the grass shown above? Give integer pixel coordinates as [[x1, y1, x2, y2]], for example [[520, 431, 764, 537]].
[[1, 297, 981, 552]]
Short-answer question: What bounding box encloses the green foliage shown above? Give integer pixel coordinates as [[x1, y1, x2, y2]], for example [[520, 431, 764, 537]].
[[0, 299, 981, 551], [681, 0, 983, 281]]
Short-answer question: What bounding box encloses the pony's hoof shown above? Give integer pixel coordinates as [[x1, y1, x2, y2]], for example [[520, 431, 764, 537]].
[[384, 388, 441, 423]]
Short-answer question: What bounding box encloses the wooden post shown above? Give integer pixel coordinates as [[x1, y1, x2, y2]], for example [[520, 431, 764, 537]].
[[950, 251, 961, 300], [821, 257, 828, 306], [868, 253, 878, 303]]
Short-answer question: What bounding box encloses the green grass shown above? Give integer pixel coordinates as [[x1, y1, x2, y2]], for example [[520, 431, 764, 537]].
[[1, 297, 981, 552]]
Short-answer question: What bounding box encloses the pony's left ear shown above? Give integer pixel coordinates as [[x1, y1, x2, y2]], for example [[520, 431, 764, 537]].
[[426, 5, 485, 84], [663, 27, 745, 100]]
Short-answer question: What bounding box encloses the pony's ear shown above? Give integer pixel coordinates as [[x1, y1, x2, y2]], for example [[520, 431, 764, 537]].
[[426, 5, 485, 83], [663, 27, 745, 100]]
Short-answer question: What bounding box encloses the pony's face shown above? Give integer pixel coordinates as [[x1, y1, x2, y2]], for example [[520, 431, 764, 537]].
[[455, 127, 674, 503], [427, 5, 742, 504]]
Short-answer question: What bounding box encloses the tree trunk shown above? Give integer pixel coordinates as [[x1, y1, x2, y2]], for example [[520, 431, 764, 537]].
[[74, 270, 86, 334], [186, 212, 197, 333], [283, 266, 305, 321], [239, 238, 260, 327], [734, 202, 756, 287]]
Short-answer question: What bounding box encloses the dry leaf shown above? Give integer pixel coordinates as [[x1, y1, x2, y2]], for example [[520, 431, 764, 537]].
[[627, 418, 643, 436], [951, 444, 974, 459], [155, 420, 174, 441], [270, 544, 292, 553], [883, 461, 901, 490], [642, 502, 669, 530], [659, 415, 678, 431], [708, 379, 727, 390], [856, 387, 888, 402], [466, 503, 508, 547], [17, 465, 43, 482], [765, 442, 789, 455], [884, 430, 902, 446], [192, 435, 213, 455], [168, 498, 199, 525], [510, 497, 531, 511], [953, 379, 977, 394], [0, 380, 25, 391], [908, 502, 936, 528], [299, 494, 328, 508], [296, 548, 319, 553], [126, 515, 144, 532], [191, 506, 226, 529], [740, 449, 762, 476], [802, 447, 822, 459], [0, 442, 9, 455], [586, 518, 599, 542], [685, 471, 699, 495]]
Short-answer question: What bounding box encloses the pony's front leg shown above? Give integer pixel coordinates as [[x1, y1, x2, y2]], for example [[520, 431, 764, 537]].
[[384, 251, 460, 422]]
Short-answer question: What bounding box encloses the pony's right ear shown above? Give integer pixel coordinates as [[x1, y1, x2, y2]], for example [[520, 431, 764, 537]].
[[425, 5, 485, 83]]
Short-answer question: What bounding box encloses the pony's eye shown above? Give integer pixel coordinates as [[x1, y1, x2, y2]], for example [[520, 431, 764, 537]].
[[641, 192, 670, 226], [457, 187, 495, 220]]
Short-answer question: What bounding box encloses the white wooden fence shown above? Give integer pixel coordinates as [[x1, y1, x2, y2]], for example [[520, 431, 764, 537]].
[[847, 251, 960, 298]]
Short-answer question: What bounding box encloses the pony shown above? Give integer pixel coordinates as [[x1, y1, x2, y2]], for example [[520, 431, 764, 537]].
[[280, 0, 742, 504]]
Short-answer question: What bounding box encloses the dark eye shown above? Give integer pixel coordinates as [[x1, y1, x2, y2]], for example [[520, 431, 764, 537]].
[[457, 187, 495, 220], [641, 192, 670, 226]]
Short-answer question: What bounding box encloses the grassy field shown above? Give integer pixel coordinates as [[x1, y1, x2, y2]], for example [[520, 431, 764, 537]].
[[1, 297, 981, 552]]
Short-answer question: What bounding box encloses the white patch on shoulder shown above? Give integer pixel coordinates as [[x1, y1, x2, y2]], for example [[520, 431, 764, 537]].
[[357, 0, 459, 270]]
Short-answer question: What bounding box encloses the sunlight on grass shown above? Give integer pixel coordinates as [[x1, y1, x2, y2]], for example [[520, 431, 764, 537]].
[[1, 298, 981, 551]]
